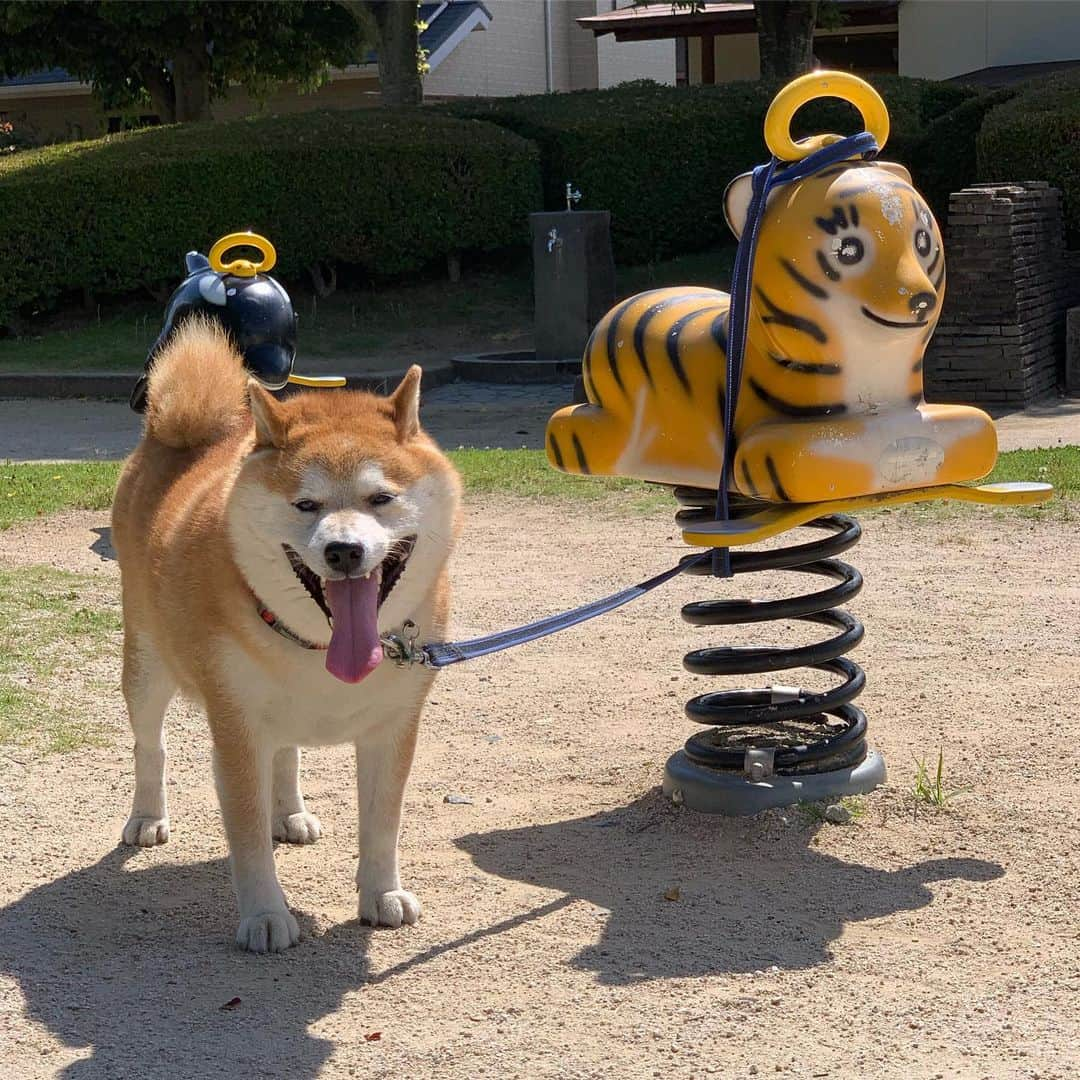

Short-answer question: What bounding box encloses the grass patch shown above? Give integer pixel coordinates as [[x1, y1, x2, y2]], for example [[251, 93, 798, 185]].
[[0, 447, 1073, 532], [0, 565, 120, 754], [0, 462, 122, 530]]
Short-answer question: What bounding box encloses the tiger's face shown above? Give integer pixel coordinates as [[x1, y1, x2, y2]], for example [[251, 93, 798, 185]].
[[725, 159, 945, 405]]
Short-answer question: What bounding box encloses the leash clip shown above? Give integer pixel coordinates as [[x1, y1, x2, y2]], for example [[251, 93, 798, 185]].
[[380, 620, 431, 668]]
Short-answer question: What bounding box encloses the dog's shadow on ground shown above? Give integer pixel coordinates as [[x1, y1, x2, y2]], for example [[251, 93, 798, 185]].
[[0, 795, 1005, 1075], [0, 847, 372, 1078], [449, 791, 1004, 984]]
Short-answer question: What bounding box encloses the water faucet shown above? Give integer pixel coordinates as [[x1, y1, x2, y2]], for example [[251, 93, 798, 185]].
[[546, 227, 561, 254], [565, 182, 582, 211]]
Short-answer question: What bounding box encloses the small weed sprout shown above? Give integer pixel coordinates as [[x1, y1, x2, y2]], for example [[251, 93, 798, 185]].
[[913, 747, 968, 809]]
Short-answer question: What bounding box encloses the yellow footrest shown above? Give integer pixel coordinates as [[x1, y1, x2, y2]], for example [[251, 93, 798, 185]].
[[681, 482, 1054, 548]]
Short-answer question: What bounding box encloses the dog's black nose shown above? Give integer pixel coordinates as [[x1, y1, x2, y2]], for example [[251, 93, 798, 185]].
[[909, 291, 936, 317], [324, 542, 364, 573]]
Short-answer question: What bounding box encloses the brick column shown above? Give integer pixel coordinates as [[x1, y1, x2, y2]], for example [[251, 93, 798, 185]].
[[924, 182, 1068, 408]]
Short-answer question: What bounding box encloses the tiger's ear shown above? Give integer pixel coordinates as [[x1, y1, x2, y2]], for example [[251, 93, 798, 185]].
[[723, 172, 754, 241], [874, 161, 913, 185]]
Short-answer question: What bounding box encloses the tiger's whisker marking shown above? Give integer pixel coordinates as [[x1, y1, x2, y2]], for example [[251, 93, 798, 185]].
[[755, 287, 828, 343], [815, 250, 840, 283], [571, 433, 590, 474], [749, 376, 847, 418], [764, 455, 792, 503], [769, 353, 842, 375], [780, 258, 829, 300], [548, 432, 565, 470], [932, 265, 945, 291]]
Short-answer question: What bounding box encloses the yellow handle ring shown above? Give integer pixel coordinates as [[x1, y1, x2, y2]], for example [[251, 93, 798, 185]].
[[208, 231, 277, 278], [764, 71, 889, 163]]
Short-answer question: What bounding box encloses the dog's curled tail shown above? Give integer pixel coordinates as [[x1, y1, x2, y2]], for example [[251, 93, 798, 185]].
[[144, 316, 250, 450]]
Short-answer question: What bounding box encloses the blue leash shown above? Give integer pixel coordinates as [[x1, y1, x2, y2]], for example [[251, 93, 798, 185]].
[[714, 130, 879, 577], [393, 131, 880, 670]]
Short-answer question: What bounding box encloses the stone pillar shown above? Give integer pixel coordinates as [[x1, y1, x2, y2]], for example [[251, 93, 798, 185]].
[[925, 182, 1069, 407], [530, 210, 616, 364]]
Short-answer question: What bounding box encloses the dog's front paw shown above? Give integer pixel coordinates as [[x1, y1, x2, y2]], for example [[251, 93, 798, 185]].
[[359, 889, 422, 929], [122, 816, 170, 847], [236, 909, 300, 954], [272, 811, 322, 845]]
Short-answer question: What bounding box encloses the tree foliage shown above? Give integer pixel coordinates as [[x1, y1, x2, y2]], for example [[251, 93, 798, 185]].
[[0, 1, 370, 123]]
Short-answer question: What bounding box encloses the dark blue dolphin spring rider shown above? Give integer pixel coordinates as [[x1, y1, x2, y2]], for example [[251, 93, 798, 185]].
[[130, 231, 344, 412]]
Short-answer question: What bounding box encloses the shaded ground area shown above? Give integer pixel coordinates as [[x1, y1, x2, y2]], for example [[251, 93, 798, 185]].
[[0, 386, 1077, 462], [0, 497, 1077, 1079]]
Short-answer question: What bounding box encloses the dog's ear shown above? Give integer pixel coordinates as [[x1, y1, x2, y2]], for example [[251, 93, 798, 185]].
[[390, 365, 422, 441], [248, 381, 288, 448]]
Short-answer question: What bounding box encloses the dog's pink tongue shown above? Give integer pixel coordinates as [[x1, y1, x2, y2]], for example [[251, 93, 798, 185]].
[[324, 575, 382, 683]]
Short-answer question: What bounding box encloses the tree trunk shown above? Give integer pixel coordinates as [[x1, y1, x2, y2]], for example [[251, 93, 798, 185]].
[[138, 62, 177, 124], [756, 1, 818, 80], [372, 1, 422, 106], [171, 44, 212, 122]]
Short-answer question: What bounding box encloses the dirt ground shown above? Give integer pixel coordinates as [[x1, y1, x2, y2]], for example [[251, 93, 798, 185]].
[[0, 496, 1077, 1080]]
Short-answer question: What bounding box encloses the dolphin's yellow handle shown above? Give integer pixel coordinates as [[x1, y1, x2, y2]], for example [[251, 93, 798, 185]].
[[764, 71, 890, 161], [208, 231, 277, 278], [287, 374, 347, 388]]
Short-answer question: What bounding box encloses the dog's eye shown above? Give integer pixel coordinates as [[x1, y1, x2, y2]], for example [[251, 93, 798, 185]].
[[293, 499, 321, 513], [369, 492, 395, 507]]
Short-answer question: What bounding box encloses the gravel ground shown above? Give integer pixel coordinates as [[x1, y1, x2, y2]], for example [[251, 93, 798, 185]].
[[0, 493, 1077, 1080]]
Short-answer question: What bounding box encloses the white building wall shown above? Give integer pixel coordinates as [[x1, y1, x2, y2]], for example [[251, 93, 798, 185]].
[[899, 0, 1080, 80], [423, 0, 549, 98], [422, 0, 674, 98], [596, 32, 676, 87]]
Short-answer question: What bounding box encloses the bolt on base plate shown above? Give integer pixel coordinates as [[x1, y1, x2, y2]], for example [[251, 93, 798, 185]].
[[663, 749, 887, 816]]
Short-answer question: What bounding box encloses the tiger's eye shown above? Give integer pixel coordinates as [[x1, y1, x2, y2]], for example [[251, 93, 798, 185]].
[[915, 229, 932, 257], [836, 236, 864, 265]]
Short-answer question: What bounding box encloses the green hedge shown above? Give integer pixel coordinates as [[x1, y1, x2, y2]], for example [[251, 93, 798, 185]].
[[0, 109, 541, 325], [977, 75, 1080, 245], [443, 76, 978, 264]]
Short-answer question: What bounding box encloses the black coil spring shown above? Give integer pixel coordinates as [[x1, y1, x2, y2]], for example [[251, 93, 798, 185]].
[[674, 487, 868, 776]]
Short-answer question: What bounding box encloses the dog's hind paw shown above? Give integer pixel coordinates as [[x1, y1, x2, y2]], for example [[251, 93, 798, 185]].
[[236, 909, 301, 954], [359, 889, 422, 929], [122, 816, 170, 847], [272, 811, 323, 845]]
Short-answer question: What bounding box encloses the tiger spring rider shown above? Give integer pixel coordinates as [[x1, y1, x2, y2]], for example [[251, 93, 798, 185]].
[[546, 72, 1053, 815]]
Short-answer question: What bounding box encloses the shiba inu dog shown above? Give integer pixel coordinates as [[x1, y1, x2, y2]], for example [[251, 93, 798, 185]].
[[112, 317, 460, 953]]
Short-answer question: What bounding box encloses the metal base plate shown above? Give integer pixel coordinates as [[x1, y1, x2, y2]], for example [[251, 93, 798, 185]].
[[663, 749, 887, 816]]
